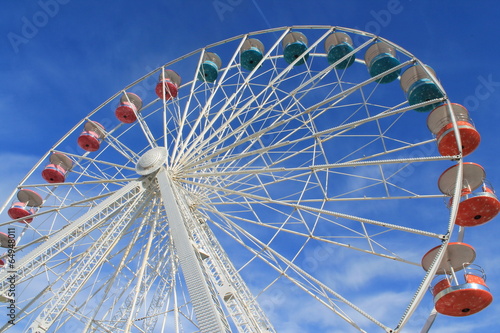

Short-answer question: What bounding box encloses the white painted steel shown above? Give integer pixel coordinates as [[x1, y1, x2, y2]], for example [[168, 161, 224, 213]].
[[0, 26, 477, 333]]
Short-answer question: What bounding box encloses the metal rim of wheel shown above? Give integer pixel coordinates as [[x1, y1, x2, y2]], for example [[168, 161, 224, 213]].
[[0, 25, 478, 332]]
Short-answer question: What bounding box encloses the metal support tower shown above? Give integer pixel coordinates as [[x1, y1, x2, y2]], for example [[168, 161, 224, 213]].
[[157, 169, 231, 333], [185, 201, 275, 332]]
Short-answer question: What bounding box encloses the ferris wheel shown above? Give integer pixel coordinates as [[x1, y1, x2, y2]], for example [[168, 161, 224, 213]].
[[0, 26, 497, 333]]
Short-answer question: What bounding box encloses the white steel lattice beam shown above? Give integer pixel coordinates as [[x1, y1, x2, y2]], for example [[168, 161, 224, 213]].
[[0, 180, 146, 297], [156, 168, 231, 333], [183, 201, 275, 333], [109, 205, 171, 332], [27, 181, 152, 333], [81, 202, 156, 333], [141, 243, 176, 333]]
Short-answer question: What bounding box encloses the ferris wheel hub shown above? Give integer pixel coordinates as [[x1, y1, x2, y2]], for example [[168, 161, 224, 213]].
[[136, 147, 167, 175]]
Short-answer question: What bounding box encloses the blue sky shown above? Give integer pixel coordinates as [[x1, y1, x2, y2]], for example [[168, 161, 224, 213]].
[[1, 1, 500, 332]]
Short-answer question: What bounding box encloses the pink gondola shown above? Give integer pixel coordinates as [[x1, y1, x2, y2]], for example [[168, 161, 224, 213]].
[[7, 189, 43, 223], [0, 232, 14, 248], [115, 92, 143, 123], [155, 69, 181, 100], [42, 153, 73, 183], [77, 121, 105, 152]]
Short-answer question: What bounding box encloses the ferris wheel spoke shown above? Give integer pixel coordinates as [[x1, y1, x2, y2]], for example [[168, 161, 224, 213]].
[[18, 178, 139, 192], [176, 187, 276, 332], [0, 180, 146, 297], [140, 242, 178, 333], [175, 59, 331, 165], [102, 130, 141, 162], [184, 154, 454, 180], [135, 110, 159, 149], [0, 251, 90, 333], [28, 187, 153, 333], [3, 26, 490, 332], [186, 178, 444, 239], [81, 202, 162, 332], [121, 207, 158, 332], [183, 96, 415, 173], [186, 161, 438, 205], [208, 214, 390, 331], [172, 29, 293, 166], [54, 150, 137, 173], [109, 213, 174, 331], [180, 79, 321, 168], [203, 204, 419, 267], [183, 57, 415, 169]]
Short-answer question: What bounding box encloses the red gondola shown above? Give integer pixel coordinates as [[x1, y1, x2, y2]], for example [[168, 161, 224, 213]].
[[155, 69, 181, 100], [77, 121, 105, 152], [439, 163, 500, 227], [41, 152, 73, 183], [422, 243, 492, 316], [0, 232, 14, 248], [427, 103, 480, 157], [7, 189, 43, 223], [115, 92, 143, 123]]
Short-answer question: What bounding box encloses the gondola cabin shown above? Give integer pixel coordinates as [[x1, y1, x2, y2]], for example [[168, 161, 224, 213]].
[[427, 103, 480, 157], [439, 163, 500, 227], [422, 243, 492, 316], [198, 52, 222, 83], [7, 189, 43, 223], [364, 41, 400, 84], [115, 92, 143, 123], [324, 32, 356, 69], [8, 204, 35, 223], [400, 65, 444, 112], [77, 121, 105, 152], [282, 31, 309, 66], [0, 232, 14, 248], [41, 152, 73, 183], [155, 69, 181, 100], [240, 38, 265, 71]]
